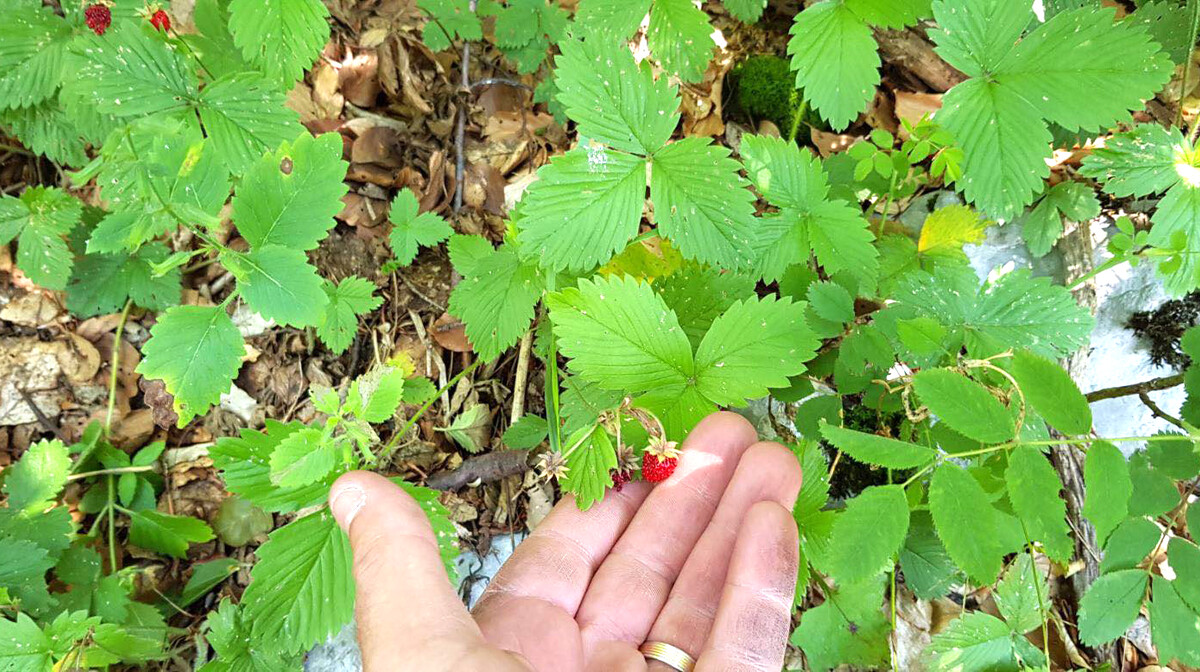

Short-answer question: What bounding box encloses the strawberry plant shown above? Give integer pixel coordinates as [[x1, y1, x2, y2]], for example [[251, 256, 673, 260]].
[[1, 0, 1199, 669]]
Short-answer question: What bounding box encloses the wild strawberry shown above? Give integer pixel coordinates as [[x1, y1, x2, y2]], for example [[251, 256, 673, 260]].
[[84, 3, 112, 35], [641, 438, 680, 483], [609, 469, 632, 492], [149, 8, 171, 32]]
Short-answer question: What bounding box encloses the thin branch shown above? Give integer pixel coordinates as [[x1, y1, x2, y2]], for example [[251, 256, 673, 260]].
[[1138, 391, 1187, 430], [1084, 372, 1185, 402], [453, 0, 477, 213], [471, 78, 532, 91]]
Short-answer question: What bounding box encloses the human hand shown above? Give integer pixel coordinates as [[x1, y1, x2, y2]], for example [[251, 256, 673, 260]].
[[329, 412, 803, 672]]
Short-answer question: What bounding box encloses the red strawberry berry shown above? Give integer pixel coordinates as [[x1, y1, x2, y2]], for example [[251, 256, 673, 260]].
[[609, 469, 632, 492], [149, 8, 171, 31], [84, 3, 112, 35], [641, 452, 677, 483]]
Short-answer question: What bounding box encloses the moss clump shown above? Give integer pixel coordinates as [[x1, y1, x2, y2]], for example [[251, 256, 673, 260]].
[[728, 55, 821, 137], [1128, 292, 1200, 368], [822, 399, 911, 500]]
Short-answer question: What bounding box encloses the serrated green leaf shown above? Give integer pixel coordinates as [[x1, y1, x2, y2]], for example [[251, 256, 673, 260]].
[[202, 599, 304, 672], [1148, 181, 1200, 295], [129, 510, 214, 559], [446, 233, 495, 278], [927, 611, 1033, 672], [646, 0, 713, 83], [1082, 441, 1132, 544], [845, 0, 929, 29], [0, 97, 90, 166], [656, 264, 755, 348], [268, 428, 336, 489], [896, 317, 949, 357], [917, 204, 991, 259], [1145, 433, 1200, 480], [806, 281, 855, 324], [1079, 123, 1184, 198], [210, 421, 332, 513], [899, 511, 959, 600], [317, 276, 381, 355], [694, 295, 817, 405], [0, 612, 54, 671], [439, 403, 491, 453], [503, 415, 548, 449], [1005, 446, 1073, 564], [552, 33, 679, 155], [402, 376, 438, 405], [242, 511, 353, 653], [0, 5, 70, 110], [388, 188, 452, 266], [930, 462, 1012, 584], [791, 577, 890, 672], [348, 366, 406, 423], [68, 23, 196, 118], [724, 0, 766, 23], [820, 423, 935, 469], [0, 186, 80, 290], [1128, 451, 1180, 517], [136, 305, 245, 426], [1078, 569, 1148, 646], [787, 1, 879, 130], [231, 132, 348, 251], [913, 369, 1013, 444], [1167, 538, 1200, 613], [995, 553, 1049, 633], [548, 274, 693, 394], [560, 426, 617, 510], [197, 72, 304, 175], [447, 243, 543, 361], [827, 484, 909, 585], [185, 0, 254, 81], [517, 146, 646, 272], [1099, 517, 1159, 574], [419, 0, 482, 51], [1150, 576, 1200, 667], [3, 439, 69, 514], [1130, 1, 1193, 65], [67, 243, 182, 318], [227, 0, 330, 86], [0, 538, 54, 614], [650, 138, 759, 269], [225, 246, 328, 328]]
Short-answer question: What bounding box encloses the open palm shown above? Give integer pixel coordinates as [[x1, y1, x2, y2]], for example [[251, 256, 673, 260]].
[[329, 412, 803, 671]]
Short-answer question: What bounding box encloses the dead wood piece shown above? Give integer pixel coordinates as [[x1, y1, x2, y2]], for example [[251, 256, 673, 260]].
[[874, 28, 966, 92], [426, 450, 530, 491]]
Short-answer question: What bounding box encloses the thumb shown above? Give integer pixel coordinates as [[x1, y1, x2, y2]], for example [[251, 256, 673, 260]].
[[330, 471, 483, 669]]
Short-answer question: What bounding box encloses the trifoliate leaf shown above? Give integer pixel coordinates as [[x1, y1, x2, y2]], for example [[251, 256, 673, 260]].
[[517, 145, 647, 272], [388, 188, 452, 266], [419, 0, 482, 51], [503, 415, 548, 449], [656, 264, 755, 349], [995, 553, 1050, 634], [650, 138, 760, 270], [67, 243, 182, 318], [224, 246, 328, 327], [899, 511, 960, 600], [242, 511, 353, 653], [0, 186, 79, 290], [137, 305, 245, 426], [447, 243, 544, 361], [1128, 452, 1179, 517], [917, 204, 990, 259], [1005, 446, 1073, 564], [819, 423, 936, 469], [787, 1, 879, 130], [210, 421, 332, 513], [3, 439, 69, 514], [1144, 433, 1200, 480], [693, 295, 817, 406], [928, 611, 1038, 672], [0, 4, 70, 110], [1010, 350, 1091, 435], [317, 276, 382, 355], [1078, 569, 1148, 646], [548, 275, 693, 394], [913, 369, 1014, 444], [231, 132, 349, 251], [646, 0, 713, 83], [1167, 538, 1200, 614], [68, 23, 197, 118], [197, 72, 304, 175], [1099, 518, 1159, 574], [1082, 441, 1131, 544], [1079, 123, 1185, 198], [1020, 181, 1101, 257], [1150, 577, 1200, 667], [129, 510, 215, 559], [806, 281, 855, 324], [827, 484, 909, 585], [930, 462, 1014, 585], [724, 0, 766, 23], [791, 577, 890, 672], [268, 428, 336, 489], [560, 426, 617, 510], [202, 599, 304, 672], [552, 33, 679, 155], [227, 0, 330, 86]]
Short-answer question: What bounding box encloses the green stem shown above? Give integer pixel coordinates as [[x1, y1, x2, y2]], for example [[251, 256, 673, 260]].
[[377, 359, 484, 463], [106, 476, 117, 572], [104, 300, 134, 435], [68, 465, 155, 481], [786, 100, 809, 143], [1179, 0, 1200, 130]]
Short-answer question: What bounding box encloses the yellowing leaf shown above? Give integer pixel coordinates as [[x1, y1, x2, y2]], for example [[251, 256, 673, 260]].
[[917, 205, 990, 257]]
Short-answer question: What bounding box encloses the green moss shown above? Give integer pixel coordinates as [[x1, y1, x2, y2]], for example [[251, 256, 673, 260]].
[[728, 55, 820, 137], [822, 398, 913, 500]]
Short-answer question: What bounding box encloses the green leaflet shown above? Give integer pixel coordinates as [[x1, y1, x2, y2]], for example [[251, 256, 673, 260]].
[[1019, 181, 1101, 258], [196, 72, 304, 175], [447, 242, 544, 361], [913, 369, 1014, 444], [128, 510, 215, 559], [1005, 446, 1073, 564], [388, 188, 452, 266], [1167, 538, 1200, 614], [201, 599, 303, 672], [787, 2, 880, 130], [899, 511, 959, 600], [210, 421, 337, 514], [1079, 123, 1184, 198], [574, 0, 713, 82], [224, 245, 328, 328], [1010, 350, 1091, 435], [1077, 569, 1148, 646], [819, 422, 936, 470], [1128, 452, 1179, 518], [0, 4, 71, 110], [826, 484, 910, 585], [1082, 441, 1132, 544], [67, 242, 182, 318], [68, 23, 197, 118], [317, 277, 382, 355], [656, 264, 756, 348], [929, 462, 1015, 585], [1099, 518, 1159, 574], [136, 305, 246, 426], [1145, 433, 1200, 480], [227, 0, 330, 87], [1150, 577, 1200, 667], [993, 553, 1049, 634], [927, 611, 1044, 671], [3, 439, 69, 514], [0, 186, 80, 290], [268, 427, 336, 489], [420, 0, 483, 52], [791, 576, 890, 671], [560, 426, 617, 510]]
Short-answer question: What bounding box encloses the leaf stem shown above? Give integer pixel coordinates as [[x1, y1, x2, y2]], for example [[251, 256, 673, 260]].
[[377, 358, 483, 462], [107, 476, 118, 572], [68, 465, 155, 481], [104, 299, 134, 435]]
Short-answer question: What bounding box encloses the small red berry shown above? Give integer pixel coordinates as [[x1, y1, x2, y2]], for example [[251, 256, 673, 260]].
[[641, 451, 678, 483], [609, 469, 631, 492], [84, 3, 112, 35], [149, 8, 171, 32]]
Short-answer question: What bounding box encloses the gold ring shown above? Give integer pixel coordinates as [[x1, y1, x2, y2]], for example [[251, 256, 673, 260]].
[[639, 641, 696, 672]]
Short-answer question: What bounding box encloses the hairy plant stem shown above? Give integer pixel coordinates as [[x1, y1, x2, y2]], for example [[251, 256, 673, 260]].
[[104, 299, 134, 435], [377, 358, 483, 463]]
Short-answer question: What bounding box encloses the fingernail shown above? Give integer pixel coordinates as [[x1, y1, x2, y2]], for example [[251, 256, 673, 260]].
[[329, 484, 367, 533]]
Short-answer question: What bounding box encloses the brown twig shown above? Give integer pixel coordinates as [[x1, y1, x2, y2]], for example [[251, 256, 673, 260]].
[[426, 450, 530, 490], [1138, 391, 1187, 430], [453, 0, 477, 214], [510, 330, 533, 422], [17, 387, 65, 441], [1084, 373, 1185, 402]]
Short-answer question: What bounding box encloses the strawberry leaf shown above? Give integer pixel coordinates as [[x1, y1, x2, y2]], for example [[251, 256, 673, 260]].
[[388, 188, 452, 266], [136, 305, 245, 426], [0, 186, 80, 290], [226, 0, 330, 86], [447, 243, 544, 361], [317, 276, 381, 355]]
